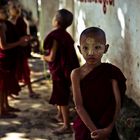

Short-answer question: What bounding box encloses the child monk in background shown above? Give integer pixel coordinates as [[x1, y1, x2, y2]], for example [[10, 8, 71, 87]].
[[0, 4, 31, 118], [43, 9, 80, 134], [8, 1, 39, 98]]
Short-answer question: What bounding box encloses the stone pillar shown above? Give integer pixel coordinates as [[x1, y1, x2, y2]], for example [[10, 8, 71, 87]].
[[39, 0, 59, 49], [60, 0, 74, 37]]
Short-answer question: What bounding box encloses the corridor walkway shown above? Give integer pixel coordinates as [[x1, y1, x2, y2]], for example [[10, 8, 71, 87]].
[[0, 56, 74, 140]]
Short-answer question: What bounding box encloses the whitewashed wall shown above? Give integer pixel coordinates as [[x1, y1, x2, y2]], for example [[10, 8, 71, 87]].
[[72, 0, 140, 106], [21, 0, 140, 106]]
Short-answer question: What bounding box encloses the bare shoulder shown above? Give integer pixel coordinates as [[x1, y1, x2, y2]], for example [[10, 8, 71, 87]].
[[71, 67, 81, 80]]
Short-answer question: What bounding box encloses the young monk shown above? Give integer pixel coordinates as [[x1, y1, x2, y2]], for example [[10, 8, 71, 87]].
[[0, 4, 31, 118], [43, 9, 80, 134], [8, 2, 39, 98], [71, 27, 126, 140]]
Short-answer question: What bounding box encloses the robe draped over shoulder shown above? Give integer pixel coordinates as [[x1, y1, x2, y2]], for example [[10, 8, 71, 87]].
[[0, 20, 20, 95], [73, 63, 126, 140], [43, 28, 80, 82], [13, 16, 31, 83], [43, 28, 80, 105]]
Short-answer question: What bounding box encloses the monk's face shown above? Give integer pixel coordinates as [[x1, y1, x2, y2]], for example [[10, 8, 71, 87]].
[[52, 16, 57, 27], [0, 9, 7, 20], [8, 5, 21, 18], [80, 35, 108, 64]]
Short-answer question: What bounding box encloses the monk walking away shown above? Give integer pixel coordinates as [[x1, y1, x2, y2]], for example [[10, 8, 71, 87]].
[[71, 27, 126, 140], [43, 9, 80, 134]]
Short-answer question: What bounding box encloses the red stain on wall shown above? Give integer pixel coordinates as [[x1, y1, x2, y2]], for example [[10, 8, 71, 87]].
[[79, 0, 115, 14]]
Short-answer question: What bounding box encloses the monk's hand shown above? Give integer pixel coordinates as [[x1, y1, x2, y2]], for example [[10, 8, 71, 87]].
[[19, 35, 33, 47], [91, 130, 98, 139], [91, 128, 110, 140]]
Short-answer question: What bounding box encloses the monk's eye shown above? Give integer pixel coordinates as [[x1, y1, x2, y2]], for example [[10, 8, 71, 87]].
[[95, 45, 102, 50], [83, 46, 88, 51]]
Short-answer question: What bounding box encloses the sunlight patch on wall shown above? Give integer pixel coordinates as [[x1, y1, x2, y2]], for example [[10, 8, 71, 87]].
[[37, 0, 41, 6], [76, 10, 86, 65], [117, 8, 125, 38], [77, 10, 86, 35]]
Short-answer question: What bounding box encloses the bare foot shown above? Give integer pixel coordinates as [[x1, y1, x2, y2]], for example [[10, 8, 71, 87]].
[[52, 126, 72, 135], [9, 94, 20, 100]]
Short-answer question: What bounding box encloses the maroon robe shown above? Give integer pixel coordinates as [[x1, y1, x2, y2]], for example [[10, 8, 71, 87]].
[[44, 28, 80, 105], [73, 63, 126, 140], [0, 20, 20, 95], [13, 16, 31, 84]]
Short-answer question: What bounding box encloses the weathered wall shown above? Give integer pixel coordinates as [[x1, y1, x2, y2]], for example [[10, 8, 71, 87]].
[[20, 0, 140, 106], [72, 0, 140, 106]]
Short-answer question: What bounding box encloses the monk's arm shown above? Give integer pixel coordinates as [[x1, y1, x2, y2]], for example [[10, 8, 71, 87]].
[[104, 79, 121, 133], [43, 39, 58, 62], [71, 69, 97, 132], [0, 25, 30, 50]]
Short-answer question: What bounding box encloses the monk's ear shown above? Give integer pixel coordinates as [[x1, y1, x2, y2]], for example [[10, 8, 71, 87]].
[[104, 44, 109, 53], [77, 45, 82, 54]]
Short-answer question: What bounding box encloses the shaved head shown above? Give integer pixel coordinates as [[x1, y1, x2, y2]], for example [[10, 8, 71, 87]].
[[80, 27, 106, 45]]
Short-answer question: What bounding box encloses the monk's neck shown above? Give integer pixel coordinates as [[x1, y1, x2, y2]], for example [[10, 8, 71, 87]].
[[80, 62, 101, 80], [84, 61, 101, 70], [9, 16, 18, 24]]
